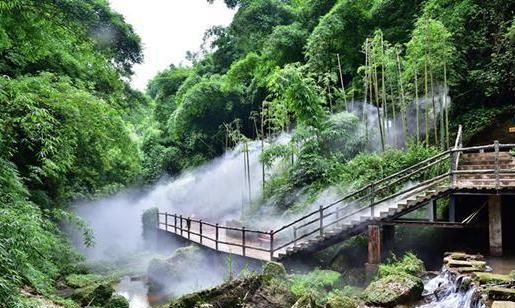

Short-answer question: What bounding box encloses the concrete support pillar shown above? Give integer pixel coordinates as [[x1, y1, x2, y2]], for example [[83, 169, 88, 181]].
[[448, 196, 456, 223], [488, 195, 503, 257], [368, 225, 381, 265], [382, 225, 395, 256], [428, 200, 437, 222]]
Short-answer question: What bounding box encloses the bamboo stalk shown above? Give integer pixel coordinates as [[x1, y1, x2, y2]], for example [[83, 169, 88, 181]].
[[373, 43, 385, 151], [337, 53, 348, 111], [396, 48, 408, 146], [444, 62, 449, 149], [415, 68, 420, 143], [381, 33, 388, 144]]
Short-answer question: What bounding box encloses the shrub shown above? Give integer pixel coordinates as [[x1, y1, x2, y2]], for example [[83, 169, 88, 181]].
[[377, 253, 425, 278], [289, 269, 342, 303]]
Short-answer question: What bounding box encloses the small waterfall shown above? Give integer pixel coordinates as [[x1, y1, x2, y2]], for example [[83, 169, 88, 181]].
[[418, 269, 485, 308]]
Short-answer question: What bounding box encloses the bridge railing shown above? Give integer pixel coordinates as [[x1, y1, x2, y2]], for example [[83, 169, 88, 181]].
[[157, 129, 515, 260]]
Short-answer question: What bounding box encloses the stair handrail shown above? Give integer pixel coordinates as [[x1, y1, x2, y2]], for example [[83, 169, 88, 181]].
[[451, 124, 463, 187]]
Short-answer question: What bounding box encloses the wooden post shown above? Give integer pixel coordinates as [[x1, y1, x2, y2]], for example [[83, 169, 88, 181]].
[[368, 225, 381, 265], [174, 214, 177, 233], [165, 212, 168, 232], [156, 211, 160, 228], [319, 206, 324, 237], [199, 220, 203, 244], [269, 230, 274, 261], [242, 227, 246, 257], [488, 195, 503, 256], [494, 141, 500, 189], [215, 223, 219, 251], [180, 215, 183, 236]]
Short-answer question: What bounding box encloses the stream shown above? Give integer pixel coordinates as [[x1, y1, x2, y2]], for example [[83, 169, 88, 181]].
[[417, 270, 485, 308], [115, 276, 150, 308], [114, 267, 493, 308]]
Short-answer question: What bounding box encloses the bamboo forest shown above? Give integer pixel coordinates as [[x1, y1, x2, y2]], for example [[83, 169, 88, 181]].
[[0, 0, 514, 307]]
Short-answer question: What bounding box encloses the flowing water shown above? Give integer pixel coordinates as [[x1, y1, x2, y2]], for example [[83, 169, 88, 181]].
[[417, 270, 485, 308], [115, 276, 149, 308]]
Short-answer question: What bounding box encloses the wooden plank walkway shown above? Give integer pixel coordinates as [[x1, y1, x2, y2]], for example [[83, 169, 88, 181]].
[[157, 129, 515, 261]]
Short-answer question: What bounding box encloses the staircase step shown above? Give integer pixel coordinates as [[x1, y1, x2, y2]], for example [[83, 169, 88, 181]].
[[459, 164, 514, 170]]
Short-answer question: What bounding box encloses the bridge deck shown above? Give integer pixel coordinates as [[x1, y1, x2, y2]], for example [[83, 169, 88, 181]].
[[157, 137, 515, 261]]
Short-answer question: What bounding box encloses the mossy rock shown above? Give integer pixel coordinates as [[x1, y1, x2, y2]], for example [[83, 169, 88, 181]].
[[474, 272, 514, 285], [291, 294, 323, 308], [362, 274, 423, 307], [148, 245, 206, 294], [170, 276, 262, 308], [65, 274, 103, 288], [262, 261, 286, 281], [446, 259, 486, 270], [487, 287, 515, 301], [72, 283, 114, 306], [326, 291, 358, 308], [107, 294, 130, 308], [444, 252, 484, 261]]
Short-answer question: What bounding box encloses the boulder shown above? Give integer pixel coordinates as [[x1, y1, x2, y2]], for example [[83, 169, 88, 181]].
[[147, 245, 206, 294], [291, 295, 323, 308], [72, 283, 114, 306], [473, 272, 514, 285], [362, 274, 424, 307], [262, 262, 287, 281], [487, 287, 515, 301], [325, 292, 358, 308]]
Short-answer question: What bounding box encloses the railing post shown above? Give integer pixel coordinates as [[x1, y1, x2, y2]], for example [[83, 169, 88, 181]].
[[165, 212, 168, 232], [242, 226, 246, 257], [494, 140, 500, 189], [174, 214, 177, 233], [156, 211, 160, 229], [269, 230, 274, 261], [450, 150, 457, 188], [293, 226, 297, 247], [215, 223, 219, 251], [187, 217, 191, 239], [370, 184, 375, 218], [199, 220, 203, 244], [319, 205, 324, 237], [180, 215, 183, 236]]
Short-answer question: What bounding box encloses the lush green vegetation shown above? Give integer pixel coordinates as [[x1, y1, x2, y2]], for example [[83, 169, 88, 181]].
[[0, 0, 146, 305], [0, 0, 513, 305]]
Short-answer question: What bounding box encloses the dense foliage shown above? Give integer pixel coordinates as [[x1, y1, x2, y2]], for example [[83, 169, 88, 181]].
[[144, 0, 514, 182], [1, 0, 513, 305], [0, 0, 145, 305]]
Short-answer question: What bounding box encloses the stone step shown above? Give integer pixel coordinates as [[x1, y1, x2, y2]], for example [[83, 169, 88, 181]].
[[459, 164, 514, 170], [458, 174, 515, 179], [462, 152, 512, 158]]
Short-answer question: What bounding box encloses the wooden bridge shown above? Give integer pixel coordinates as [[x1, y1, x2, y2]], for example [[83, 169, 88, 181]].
[[157, 127, 515, 262]]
